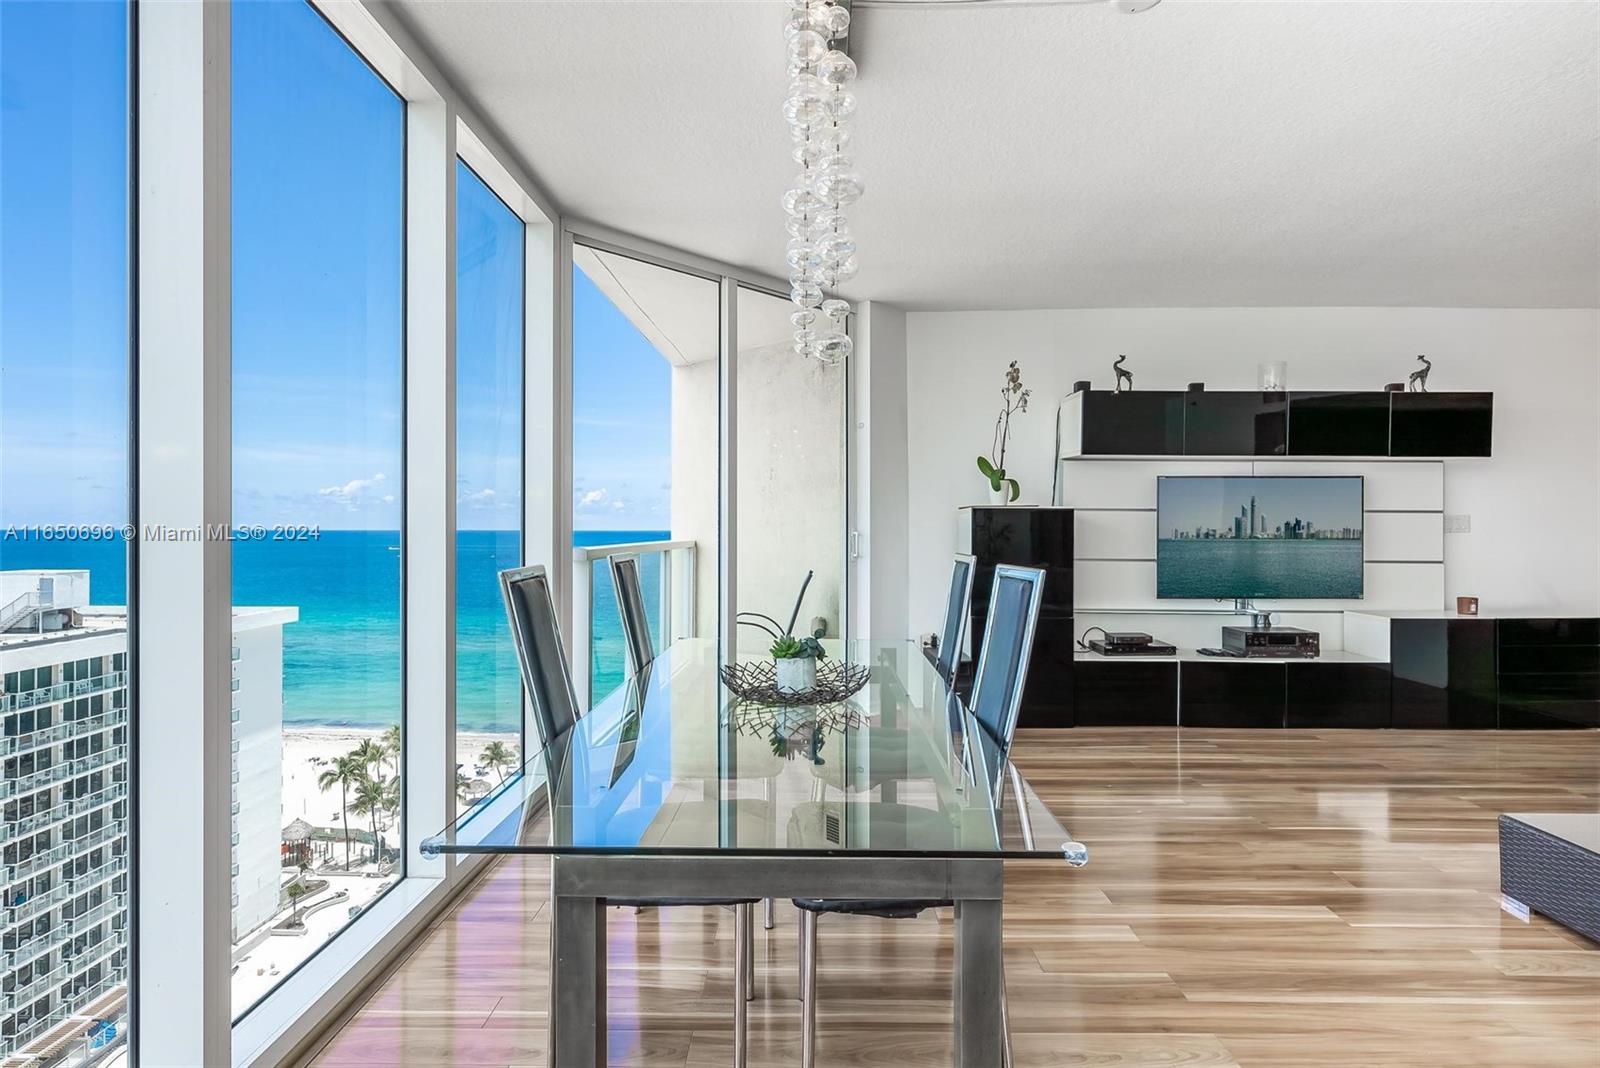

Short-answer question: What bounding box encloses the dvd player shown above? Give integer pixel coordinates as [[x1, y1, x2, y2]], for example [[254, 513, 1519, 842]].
[[1221, 625, 1320, 658], [1088, 639, 1177, 655]]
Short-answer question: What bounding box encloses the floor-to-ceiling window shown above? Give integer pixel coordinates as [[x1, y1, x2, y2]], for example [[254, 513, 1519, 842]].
[[735, 286, 848, 653], [455, 160, 523, 801], [0, 1, 133, 1060], [231, 0, 405, 1017], [570, 247, 718, 702]]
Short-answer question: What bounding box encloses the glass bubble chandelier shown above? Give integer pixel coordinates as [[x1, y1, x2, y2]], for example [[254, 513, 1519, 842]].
[[783, 0, 861, 365]]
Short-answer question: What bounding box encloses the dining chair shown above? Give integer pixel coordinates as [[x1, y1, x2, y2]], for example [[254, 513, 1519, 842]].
[[608, 551, 655, 680], [936, 553, 978, 683], [499, 565, 762, 1066], [791, 563, 1047, 1068]]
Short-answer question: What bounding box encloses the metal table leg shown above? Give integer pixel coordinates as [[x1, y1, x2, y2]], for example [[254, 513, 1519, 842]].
[[550, 864, 607, 1067], [953, 863, 1005, 1067]]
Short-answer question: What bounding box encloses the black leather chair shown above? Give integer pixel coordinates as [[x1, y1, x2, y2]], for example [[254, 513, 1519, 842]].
[[607, 551, 656, 681], [936, 553, 977, 683], [792, 563, 1047, 1068], [499, 564, 761, 1065]]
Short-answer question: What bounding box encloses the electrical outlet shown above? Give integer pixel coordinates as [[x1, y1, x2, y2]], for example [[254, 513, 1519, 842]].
[[1444, 514, 1471, 534]]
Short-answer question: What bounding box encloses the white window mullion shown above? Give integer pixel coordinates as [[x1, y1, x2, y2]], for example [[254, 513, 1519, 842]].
[[134, 1, 233, 1063], [404, 96, 456, 867]]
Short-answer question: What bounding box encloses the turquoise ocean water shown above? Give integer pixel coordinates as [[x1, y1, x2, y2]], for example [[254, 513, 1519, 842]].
[[0, 529, 665, 733]]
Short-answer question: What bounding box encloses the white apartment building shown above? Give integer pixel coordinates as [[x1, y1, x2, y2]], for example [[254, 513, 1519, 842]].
[[0, 572, 293, 1063]]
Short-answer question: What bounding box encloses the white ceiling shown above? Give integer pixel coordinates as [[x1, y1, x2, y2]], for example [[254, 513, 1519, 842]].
[[389, 0, 1599, 309]]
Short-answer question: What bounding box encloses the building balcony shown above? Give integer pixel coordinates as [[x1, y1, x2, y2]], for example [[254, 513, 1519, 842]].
[[3, 924, 59, 971], [2, 958, 70, 1015], [0, 671, 126, 716], [2, 820, 124, 884], [570, 539, 699, 705], [1, 744, 126, 802], [1, 704, 128, 759], [4, 971, 125, 1057], [4, 781, 128, 838]]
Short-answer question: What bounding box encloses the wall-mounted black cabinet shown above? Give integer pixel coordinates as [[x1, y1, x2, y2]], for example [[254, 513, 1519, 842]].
[[1180, 662, 1287, 727], [1287, 661, 1392, 728], [1065, 389, 1492, 458], [1077, 391, 1184, 455], [1184, 391, 1287, 455], [1390, 392, 1493, 457], [1286, 392, 1392, 456]]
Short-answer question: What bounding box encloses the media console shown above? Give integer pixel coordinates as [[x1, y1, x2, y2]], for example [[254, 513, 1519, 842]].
[[1070, 612, 1599, 729]]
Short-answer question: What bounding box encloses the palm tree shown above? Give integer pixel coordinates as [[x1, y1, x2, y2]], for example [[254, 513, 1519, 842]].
[[286, 882, 306, 928], [379, 775, 400, 836], [316, 754, 365, 870], [350, 775, 388, 865], [455, 768, 471, 805], [351, 737, 385, 777], [379, 724, 401, 777], [481, 740, 517, 783]]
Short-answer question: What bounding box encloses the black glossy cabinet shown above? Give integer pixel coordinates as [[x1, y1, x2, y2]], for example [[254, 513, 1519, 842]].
[[959, 507, 1074, 728], [1390, 392, 1493, 457], [1390, 618, 1497, 728], [1497, 618, 1600, 729], [1078, 391, 1184, 455], [1068, 389, 1493, 457], [1180, 662, 1286, 728], [1287, 662, 1392, 728], [1183, 391, 1287, 455], [1073, 659, 1178, 726], [1287, 392, 1392, 456]]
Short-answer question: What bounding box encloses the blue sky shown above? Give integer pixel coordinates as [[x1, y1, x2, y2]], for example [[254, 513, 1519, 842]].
[[1159, 476, 1363, 535], [1, 0, 671, 536]]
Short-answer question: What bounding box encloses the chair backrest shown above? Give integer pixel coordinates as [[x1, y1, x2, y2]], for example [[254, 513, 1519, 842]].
[[499, 565, 582, 750], [608, 552, 655, 680], [937, 554, 977, 681], [967, 564, 1047, 753]]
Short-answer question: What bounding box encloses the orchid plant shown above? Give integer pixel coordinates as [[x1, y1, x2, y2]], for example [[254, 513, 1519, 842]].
[[976, 360, 1031, 502]]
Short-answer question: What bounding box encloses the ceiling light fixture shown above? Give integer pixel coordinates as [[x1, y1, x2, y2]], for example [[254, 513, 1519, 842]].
[[783, 0, 860, 364]]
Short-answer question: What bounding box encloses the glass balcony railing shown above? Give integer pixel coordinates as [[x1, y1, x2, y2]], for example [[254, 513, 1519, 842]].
[[6, 970, 125, 1054], [570, 539, 698, 706], [1, 704, 130, 758], [1, 745, 126, 802], [4, 782, 128, 838], [0, 671, 127, 715]]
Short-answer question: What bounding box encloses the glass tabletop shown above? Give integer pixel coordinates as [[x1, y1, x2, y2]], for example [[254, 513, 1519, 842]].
[[423, 639, 1086, 863]]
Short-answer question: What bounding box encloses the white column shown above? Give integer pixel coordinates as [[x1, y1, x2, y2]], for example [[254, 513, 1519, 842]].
[[134, 1, 233, 1063], [554, 230, 577, 644], [405, 96, 455, 863], [851, 302, 911, 642], [719, 279, 739, 659]]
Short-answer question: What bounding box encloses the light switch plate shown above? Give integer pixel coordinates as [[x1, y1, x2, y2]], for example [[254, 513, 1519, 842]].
[[1444, 514, 1471, 534]]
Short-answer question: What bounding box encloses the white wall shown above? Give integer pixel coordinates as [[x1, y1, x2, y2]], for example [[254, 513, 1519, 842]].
[[904, 308, 1600, 633], [852, 302, 911, 644]]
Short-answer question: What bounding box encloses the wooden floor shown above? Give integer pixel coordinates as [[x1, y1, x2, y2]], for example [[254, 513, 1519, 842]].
[[305, 729, 1600, 1067]]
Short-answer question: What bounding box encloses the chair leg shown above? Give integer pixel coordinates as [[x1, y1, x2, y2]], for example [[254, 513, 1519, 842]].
[[743, 902, 755, 1001], [734, 903, 750, 1068], [800, 910, 818, 1068], [763, 896, 775, 930]]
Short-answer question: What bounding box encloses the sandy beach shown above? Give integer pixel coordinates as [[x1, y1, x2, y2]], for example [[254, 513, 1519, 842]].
[[281, 726, 522, 828]]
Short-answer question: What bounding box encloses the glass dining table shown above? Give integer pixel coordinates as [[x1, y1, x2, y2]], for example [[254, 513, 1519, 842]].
[[424, 638, 1086, 1067]]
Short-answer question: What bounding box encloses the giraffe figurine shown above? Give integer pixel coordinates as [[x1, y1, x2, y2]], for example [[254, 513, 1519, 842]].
[[1113, 354, 1134, 393], [1407, 354, 1432, 393]]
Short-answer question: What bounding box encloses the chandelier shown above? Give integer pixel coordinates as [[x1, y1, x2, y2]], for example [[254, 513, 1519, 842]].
[[783, 0, 861, 364]]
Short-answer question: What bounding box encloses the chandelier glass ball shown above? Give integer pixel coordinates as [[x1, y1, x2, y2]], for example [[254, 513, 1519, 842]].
[[782, 1, 860, 365]]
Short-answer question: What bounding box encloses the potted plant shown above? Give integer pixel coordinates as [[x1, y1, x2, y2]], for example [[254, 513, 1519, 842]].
[[770, 633, 829, 693], [738, 570, 831, 695], [976, 360, 1031, 504]]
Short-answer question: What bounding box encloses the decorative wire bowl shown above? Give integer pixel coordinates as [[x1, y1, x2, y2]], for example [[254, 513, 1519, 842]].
[[729, 699, 867, 738], [719, 659, 871, 707]]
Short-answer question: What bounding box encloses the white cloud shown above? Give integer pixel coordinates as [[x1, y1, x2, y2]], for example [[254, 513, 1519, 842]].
[[577, 488, 608, 507], [459, 488, 497, 505], [611, 500, 628, 511], [319, 472, 388, 509]]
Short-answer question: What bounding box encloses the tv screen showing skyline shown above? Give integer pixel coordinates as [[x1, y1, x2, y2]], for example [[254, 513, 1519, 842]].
[[1156, 476, 1365, 599]]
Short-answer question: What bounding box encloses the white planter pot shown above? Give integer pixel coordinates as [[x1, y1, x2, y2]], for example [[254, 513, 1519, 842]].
[[989, 486, 1010, 506], [774, 656, 817, 694]]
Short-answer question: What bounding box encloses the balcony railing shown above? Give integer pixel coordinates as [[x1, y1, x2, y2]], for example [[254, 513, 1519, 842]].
[[570, 539, 698, 706], [1, 703, 129, 758], [4, 971, 124, 1056], [0, 671, 126, 715], [3, 821, 124, 884], [4, 782, 127, 838], [1, 745, 126, 803]]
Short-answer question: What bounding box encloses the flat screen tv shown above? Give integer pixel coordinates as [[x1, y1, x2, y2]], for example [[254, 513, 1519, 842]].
[[1156, 475, 1364, 600]]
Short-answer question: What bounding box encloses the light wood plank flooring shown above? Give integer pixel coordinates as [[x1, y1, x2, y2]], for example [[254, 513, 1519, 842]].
[[305, 729, 1600, 1067]]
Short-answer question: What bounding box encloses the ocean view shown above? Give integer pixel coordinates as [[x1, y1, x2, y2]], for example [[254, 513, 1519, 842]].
[[0, 529, 666, 732], [1157, 539, 1364, 600]]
